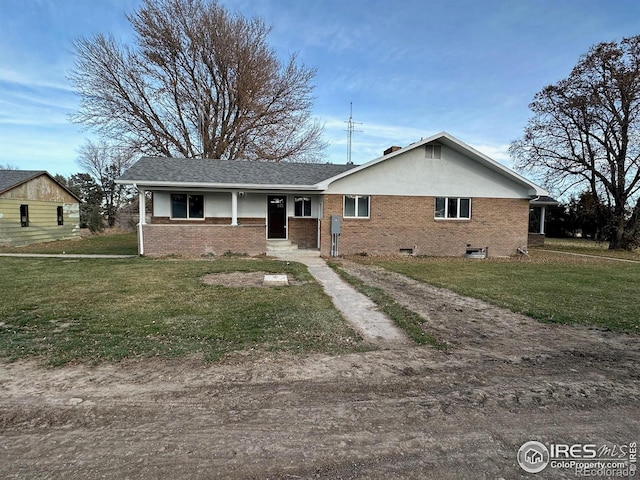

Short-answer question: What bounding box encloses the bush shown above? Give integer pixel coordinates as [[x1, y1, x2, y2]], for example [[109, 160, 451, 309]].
[[86, 205, 105, 233]]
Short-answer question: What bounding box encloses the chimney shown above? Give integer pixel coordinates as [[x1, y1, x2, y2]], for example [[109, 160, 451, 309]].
[[384, 146, 401, 156]]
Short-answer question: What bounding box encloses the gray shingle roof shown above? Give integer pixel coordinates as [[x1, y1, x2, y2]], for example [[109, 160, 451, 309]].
[[118, 157, 358, 187], [0, 170, 46, 194]]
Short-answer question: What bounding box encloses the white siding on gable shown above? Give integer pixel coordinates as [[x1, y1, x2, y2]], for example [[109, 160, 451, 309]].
[[325, 146, 532, 198]]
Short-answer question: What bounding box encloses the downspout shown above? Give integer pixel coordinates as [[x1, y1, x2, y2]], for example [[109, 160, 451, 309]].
[[134, 184, 145, 256], [231, 191, 238, 226], [317, 196, 323, 249]]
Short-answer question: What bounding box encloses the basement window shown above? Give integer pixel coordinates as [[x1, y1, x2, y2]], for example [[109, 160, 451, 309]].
[[171, 194, 204, 219], [57, 206, 64, 226], [20, 204, 29, 227], [294, 196, 312, 217], [435, 197, 471, 219], [344, 195, 370, 218]]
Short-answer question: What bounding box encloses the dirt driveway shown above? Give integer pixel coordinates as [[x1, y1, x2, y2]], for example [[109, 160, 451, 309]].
[[1, 261, 638, 479]]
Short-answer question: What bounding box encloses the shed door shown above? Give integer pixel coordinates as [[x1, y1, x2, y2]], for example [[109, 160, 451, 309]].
[[267, 195, 287, 239]]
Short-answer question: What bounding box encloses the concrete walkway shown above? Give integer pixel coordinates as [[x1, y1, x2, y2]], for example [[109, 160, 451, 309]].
[[273, 250, 408, 345]]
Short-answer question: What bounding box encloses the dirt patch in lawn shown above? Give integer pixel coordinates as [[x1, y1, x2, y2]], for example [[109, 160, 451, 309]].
[[1, 261, 638, 479], [200, 271, 306, 287]]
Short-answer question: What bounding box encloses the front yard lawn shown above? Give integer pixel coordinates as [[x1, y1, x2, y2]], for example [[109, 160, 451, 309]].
[[355, 250, 640, 333], [0, 231, 138, 255], [0, 257, 365, 366], [540, 237, 640, 261]]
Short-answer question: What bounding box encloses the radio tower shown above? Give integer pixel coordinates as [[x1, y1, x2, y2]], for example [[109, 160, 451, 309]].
[[346, 102, 362, 165]]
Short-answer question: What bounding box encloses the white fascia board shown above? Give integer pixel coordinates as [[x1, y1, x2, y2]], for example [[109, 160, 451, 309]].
[[115, 179, 325, 191]]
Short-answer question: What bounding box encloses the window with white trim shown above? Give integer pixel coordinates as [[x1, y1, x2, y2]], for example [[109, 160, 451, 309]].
[[171, 194, 204, 219], [344, 195, 370, 218], [294, 196, 312, 217], [435, 197, 471, 219]]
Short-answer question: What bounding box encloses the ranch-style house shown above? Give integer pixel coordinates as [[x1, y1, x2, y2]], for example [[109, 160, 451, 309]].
[[116, 132, 551, 257]]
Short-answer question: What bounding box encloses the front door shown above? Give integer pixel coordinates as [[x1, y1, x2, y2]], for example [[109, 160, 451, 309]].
[[267, 195, 287, 239]]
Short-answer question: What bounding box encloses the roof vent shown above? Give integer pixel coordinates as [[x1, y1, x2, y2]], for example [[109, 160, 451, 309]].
[[384, 146, 401, 156]]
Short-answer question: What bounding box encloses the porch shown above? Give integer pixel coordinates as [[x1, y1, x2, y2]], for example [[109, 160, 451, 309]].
[[135, 188, 323, 256], [528, 196, 558, 247]]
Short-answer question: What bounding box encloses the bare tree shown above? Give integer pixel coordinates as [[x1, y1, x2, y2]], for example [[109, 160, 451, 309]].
[[77, 140, 135, 228], [510, 36, 640, 250], [69, 0, 325, 162]]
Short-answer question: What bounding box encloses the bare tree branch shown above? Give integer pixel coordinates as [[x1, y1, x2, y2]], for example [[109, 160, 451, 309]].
[[69, 0, 326, 162], [77, 140, 136, 228], [510, 36, 640, 249]]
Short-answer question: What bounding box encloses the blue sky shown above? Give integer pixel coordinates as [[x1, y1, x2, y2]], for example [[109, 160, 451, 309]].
[[1, 0, 639, 178]]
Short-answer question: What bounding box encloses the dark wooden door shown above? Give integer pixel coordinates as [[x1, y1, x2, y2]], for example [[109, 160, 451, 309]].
[[267, 195, 287, 238]]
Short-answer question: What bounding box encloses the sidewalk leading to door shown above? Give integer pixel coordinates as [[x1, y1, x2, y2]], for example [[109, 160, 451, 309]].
[[273, 250, 408, 345]]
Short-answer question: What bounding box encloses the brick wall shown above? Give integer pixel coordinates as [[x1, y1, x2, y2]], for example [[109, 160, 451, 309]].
[[320, 195, 529, 257], [143, 224, 266, 256], [288, 217, 318, 248]]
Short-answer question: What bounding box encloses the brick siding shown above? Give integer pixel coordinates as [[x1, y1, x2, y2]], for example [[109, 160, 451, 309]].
[[143, 224, 266, 256], [142, 196, 529, 257], [288, 217, 318, 249], [320, 195, 529, 257]]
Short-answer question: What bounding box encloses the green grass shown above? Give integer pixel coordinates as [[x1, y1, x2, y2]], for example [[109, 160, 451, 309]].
[[354, 250, 640, 333], [0, 231, 138, 255], [540, 237, 640, 261], [328, 261, 448, 349], [0, 256, 365, 366]]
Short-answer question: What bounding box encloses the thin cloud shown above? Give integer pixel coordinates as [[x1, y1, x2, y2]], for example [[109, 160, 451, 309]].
[[0, 68, 75, 94]]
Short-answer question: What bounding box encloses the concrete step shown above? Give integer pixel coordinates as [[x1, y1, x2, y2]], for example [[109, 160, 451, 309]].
[[266, 240, 299, 252]]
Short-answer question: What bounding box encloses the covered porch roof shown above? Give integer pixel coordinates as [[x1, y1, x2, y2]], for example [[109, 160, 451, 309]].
[[116, 157, 357, 191]]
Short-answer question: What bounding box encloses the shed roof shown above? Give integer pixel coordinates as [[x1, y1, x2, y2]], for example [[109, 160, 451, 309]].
[[0, 169, 81, 202], [117, 157, 358, 189], [0, 170, 47, 195]]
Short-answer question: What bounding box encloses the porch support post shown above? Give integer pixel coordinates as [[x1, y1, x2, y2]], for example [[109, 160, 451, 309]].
[[231, 191, 238, 226], [539, 206, 546, 235], [137, 187, 145, 255]]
